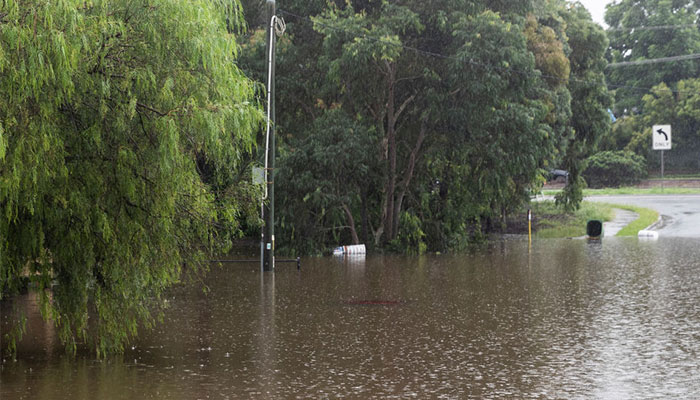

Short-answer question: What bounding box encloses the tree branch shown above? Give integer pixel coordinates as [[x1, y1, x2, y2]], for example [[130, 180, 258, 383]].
[[396, 74, 422, 84], [395, 93, 416, 123], [341, 203, 360, 245], [393, 118, 428, 236], [136, 102, 166, 117]]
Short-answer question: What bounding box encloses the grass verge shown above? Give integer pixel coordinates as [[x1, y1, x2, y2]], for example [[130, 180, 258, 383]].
[[542, 187, 700, 196], [647, 174, 700, 180], [530, 201, 615, 238], [528, 201, 658, 238], [606, 204, 659, 237]]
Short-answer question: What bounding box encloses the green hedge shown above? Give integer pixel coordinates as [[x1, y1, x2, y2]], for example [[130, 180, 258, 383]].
[[583, 151, 647, 188]]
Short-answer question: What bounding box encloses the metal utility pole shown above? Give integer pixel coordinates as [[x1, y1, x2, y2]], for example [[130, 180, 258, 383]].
[[261, 0, 277, 272]]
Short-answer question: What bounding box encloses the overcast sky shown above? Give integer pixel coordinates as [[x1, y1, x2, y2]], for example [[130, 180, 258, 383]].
[[577, 0, 614, 27]]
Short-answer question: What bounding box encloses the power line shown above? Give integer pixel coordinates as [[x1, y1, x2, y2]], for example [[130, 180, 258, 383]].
[[607, 23, 697, 32], [607, 53, 700, 68]]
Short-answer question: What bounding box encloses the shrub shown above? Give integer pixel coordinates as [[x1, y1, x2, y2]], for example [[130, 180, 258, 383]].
[[583, 151, 647, 188], [387, 212, 427, 255]]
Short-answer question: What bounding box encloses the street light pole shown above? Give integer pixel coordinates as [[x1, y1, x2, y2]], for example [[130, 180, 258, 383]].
[[261, 0, 276, 272]]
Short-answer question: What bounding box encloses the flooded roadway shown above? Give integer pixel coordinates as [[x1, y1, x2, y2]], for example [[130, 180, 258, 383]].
[[3, 237, 700, 399]]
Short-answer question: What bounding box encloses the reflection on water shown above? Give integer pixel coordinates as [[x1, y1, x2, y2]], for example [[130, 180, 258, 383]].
[[3, 238, 700, 399]]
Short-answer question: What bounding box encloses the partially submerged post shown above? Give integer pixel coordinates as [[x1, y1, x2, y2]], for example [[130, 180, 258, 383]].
[[527, 209, 532, 247]]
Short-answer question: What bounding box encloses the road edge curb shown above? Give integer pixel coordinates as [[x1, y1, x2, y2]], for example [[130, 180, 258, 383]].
[[644, 215, 663, 231]]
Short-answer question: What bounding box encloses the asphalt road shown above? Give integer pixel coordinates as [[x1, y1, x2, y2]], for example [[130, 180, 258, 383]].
[[586, 195, 700, 237]]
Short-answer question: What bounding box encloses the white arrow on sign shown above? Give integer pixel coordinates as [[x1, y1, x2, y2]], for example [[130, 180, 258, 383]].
[[652, 124, 671, 150]]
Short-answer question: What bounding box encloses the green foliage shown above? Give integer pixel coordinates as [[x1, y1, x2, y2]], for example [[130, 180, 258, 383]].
[[640, 81, 700, 171], [0, 0, 262, 356], [602, 79, 700, 173], [556, 2, 611, 211], [525, 3, 574, 186], [599, 114, 638, 152], [239, 0, 613, 254], [583, 151, 648, 188], [276, 109, 377, 255], [605, 0, 700, 114], [600, 1, 700, 174], [387, 212, 427, 255], [310, 1, 431, 245], [555, 173, 586, 211], [439, 9, 556, 245], [524, 14, 570, 87]]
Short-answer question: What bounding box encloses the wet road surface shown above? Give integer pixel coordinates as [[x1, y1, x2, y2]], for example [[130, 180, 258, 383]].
[[586, 195, 700, 237]]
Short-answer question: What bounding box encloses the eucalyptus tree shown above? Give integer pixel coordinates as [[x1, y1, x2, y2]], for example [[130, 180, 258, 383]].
[[276, 110, 379, 253], [310, 1, 432, 246], [524, 6, 573, 172], [557, 2, 612, 210], [0, 0, 262, 355], [435, 9, 554, 241]]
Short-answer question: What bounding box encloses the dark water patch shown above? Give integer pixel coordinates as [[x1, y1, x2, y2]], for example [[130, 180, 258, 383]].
[[342, 299, 406, 306]]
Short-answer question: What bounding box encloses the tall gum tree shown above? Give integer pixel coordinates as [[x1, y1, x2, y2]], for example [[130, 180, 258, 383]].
[[524, 10, 573, 174], [440, 10, 553, 236], [557, 2, 611, 210], [0, 0, 262, 356], [312, 2, 428, 245]]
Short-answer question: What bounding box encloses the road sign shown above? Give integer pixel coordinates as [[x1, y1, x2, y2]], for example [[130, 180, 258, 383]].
[[652, 125, 671, 150]]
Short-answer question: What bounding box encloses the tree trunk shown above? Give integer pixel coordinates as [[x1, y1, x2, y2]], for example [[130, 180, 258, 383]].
[[392, 120, 427, 236], [361, 190, 369, 245], [342, 203, 360, 245], [383, 63, 398, 243]]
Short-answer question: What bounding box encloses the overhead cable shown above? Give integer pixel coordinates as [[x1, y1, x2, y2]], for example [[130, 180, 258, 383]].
[[607, 23, 697, 32], [607, 53, 700, 68]]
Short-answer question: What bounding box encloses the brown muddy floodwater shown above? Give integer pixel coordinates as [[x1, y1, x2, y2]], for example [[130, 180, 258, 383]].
[[2, 237, 700, 399]]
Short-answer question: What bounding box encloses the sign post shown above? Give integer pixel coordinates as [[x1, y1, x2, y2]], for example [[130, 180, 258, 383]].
[[652, 125, 671, 189], [527, 209, 532, 249]]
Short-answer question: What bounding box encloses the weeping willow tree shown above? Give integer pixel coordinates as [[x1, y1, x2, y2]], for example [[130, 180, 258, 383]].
[[0, 0, 262, 356]]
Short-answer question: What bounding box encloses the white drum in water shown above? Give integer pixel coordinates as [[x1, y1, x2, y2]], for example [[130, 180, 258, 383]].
[[638, 230, 659, 239], [333, 244, 366, 255]]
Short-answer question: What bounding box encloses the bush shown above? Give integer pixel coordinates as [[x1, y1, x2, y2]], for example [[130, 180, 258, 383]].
[[387, 212, 427, 255], [583, 151, 647, 188]]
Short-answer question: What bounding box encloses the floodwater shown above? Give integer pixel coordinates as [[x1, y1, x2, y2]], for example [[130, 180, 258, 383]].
[[3, 237, 700, 399]]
